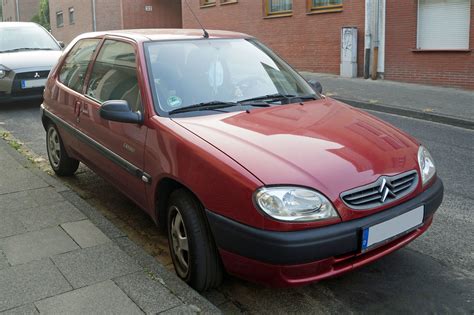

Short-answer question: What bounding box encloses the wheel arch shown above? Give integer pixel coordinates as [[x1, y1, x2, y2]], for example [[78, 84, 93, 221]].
[[154, 176, 204, 230]]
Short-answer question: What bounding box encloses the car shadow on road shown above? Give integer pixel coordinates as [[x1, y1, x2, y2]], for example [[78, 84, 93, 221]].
[[0, 100, 42, 111]]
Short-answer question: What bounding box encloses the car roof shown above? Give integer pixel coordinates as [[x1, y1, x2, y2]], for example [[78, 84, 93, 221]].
[[0, 22, 42, 28], [76, 28, 253, 42]]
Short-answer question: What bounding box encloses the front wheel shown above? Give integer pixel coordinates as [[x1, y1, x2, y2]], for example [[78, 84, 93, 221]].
[[46, 123, 79, 176], [167, 189, 223, 291]]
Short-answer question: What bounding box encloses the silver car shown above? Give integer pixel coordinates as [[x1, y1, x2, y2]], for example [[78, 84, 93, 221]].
[[0, 22, 63, 103]]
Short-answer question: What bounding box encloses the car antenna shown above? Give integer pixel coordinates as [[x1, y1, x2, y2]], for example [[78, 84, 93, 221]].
[[184, 0, 209, 39]]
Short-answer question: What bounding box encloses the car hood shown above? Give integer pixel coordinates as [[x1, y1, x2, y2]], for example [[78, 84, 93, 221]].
[[0, 50, 62, 71], [172, 98, 420, 206]]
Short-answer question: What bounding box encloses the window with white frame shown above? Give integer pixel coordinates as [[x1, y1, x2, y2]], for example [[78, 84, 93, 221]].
[[417, 0, 471, 50], [56, 11, 64, 28], [69, 7, 75, 24]]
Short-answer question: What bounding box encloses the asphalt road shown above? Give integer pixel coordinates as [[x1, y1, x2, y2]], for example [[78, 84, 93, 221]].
[[0, 101, 473, 314]]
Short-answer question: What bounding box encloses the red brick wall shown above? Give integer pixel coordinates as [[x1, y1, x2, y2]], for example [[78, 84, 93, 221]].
[[2, 0, 39, 22], [182, 0, 366, 76], [95, 0, 123, 32], [385, 1, 474, 90], [49, 0, 96, 44], [122, 0, 182, 29]]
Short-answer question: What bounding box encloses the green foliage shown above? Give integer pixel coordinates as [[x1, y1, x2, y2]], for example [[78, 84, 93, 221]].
[[31, 0, 50, 30], [0, 3, 3, 21]]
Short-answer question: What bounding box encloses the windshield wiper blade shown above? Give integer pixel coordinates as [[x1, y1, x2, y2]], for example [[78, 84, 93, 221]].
[[0, 48, 54, 53], [169, 101, 239, 114], [238, 93, 296, 103]]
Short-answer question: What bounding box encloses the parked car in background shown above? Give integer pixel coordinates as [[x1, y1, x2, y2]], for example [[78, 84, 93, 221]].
[[41, 29, 443, 291], [0, 22, 63, 103]]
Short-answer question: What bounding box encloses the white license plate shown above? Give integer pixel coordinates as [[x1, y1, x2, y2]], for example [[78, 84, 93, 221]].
[[21, 79, 47, 89], [361, 205, 424, 251]]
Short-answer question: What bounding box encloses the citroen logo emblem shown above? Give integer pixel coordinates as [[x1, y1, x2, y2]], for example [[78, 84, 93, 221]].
[[34, 72, 40, 78], [379, 178, 396, 203]]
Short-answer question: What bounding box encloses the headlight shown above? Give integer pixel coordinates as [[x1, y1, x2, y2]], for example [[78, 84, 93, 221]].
[[0, 65, 9, 79], [254, 186, 339, 222], [418, 146, 436, 185]]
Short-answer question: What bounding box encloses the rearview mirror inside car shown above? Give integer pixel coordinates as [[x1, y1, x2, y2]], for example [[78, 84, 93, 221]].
[[100, 100, 143, 124]]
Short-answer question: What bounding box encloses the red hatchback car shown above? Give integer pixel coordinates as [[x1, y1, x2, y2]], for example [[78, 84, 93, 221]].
[[41, 29, 443, 291]]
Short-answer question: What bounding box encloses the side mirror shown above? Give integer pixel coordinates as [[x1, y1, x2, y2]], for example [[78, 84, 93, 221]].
[[308, 79, 323, 94], [100, 100, 143, 124], [58, 41, 65, 49]]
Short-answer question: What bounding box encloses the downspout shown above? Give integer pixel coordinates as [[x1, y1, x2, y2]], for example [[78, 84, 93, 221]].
[[364, 0, 372, 79], [15, 0, 20, 21], [371, 0, 380, 80], [91, 0, 97, 31]]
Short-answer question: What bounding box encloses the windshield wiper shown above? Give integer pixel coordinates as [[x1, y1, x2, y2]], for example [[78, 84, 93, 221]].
[[239, 93, 318, 104], [238, 93, 296, 103], [0, 48, 54, 53], [169, 101, 240, 115], [169, 100, 271, 115]]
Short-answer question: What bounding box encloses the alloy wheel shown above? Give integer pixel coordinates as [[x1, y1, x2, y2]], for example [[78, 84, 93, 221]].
[[169, 206, 190, 278], [47, 127, 61, 168]]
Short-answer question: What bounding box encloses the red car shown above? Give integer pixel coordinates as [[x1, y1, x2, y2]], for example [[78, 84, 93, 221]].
[[41, 29, 443, 291]]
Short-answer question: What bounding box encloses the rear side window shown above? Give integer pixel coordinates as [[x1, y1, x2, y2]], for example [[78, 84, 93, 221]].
[[86, 40, 142, 112], [59, 39, 100, 93]]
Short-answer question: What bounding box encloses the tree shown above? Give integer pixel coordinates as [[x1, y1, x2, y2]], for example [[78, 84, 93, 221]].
[[0, 3, 3, 22], [31, 0, 50, 30]]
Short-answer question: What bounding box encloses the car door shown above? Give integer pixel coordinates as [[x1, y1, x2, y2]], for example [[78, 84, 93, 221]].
[[75, 38, 149, 210], [50, 38, 101, 154]]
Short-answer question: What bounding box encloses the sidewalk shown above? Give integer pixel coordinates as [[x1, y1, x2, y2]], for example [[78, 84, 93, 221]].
[[300, 72, 474, 129], [0, 139, 219, 314]]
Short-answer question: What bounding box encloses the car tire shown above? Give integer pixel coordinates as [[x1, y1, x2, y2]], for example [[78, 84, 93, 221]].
[[167, 189, 223, 291], [46, 123, 79, 176]]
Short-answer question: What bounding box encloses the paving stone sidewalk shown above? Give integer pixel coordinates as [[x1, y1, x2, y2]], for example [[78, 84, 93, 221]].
[[0, 139, 220, 314], [301, 72, 474, 129]]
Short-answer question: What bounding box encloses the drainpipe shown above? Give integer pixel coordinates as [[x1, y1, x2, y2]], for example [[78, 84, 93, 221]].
[[371, 0, 380, 80], [15, 0, 20, 21], [91, 0, 97, 31], [364, 0, 372, 79]]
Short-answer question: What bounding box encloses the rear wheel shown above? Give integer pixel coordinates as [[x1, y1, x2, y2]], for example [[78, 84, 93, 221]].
[[167, 189, 223, 291], [46, 123, 79, 176]]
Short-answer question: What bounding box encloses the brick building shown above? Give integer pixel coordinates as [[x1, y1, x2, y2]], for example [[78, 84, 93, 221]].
[[182, 0, 473, 90], [49, 0, 182, 44], [1, 0, 39, 22]]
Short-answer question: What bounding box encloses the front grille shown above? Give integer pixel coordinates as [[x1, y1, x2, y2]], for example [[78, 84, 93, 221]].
[[340, 170, 418, 210], [11, 71, 50, 97]]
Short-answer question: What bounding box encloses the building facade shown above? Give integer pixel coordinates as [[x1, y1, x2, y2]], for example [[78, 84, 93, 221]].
[[1, 0, 39, 22], [49, 0, 182, 44], [182, 0, 473, 90]]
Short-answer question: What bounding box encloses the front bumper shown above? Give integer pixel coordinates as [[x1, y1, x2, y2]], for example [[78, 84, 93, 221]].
[[207, 178, 444, 286], [0, 69, 49, 103]]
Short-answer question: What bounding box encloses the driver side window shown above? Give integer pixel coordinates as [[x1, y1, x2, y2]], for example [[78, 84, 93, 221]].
[[86, 40, 142, 113]]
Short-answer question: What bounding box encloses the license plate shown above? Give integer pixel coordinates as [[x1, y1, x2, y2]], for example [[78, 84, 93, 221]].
[[21, 79, 47, 89], [361, 205, 424, 251]]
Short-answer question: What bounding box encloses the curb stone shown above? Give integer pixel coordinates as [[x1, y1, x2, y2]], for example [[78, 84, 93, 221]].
[[0, 137, 221, 314]]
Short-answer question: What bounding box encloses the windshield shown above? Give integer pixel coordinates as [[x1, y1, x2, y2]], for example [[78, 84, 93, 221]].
[[0, 25, 60, 53], [145, 39, 317, 115]]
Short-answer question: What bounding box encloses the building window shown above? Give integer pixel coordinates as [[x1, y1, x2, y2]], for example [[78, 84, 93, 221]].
[[308, 0, 343, 13], [56, 11, 64, 28], [200, 0, 216, 7], [265, 0, 292, 16], [68, 7, 75, 24], [221, 0, 237, 4], [417, 0, 470, 50]]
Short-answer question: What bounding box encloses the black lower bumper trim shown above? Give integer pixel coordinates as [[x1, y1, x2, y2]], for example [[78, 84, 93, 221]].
[[206, 178, 443, 265]]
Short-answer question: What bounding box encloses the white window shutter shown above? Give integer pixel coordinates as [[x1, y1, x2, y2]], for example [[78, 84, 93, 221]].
[[417, 0, 471, 50]]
